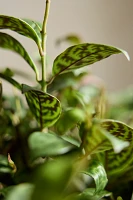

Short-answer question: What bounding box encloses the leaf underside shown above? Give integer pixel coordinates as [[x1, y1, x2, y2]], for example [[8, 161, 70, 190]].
[[52, 43, 129, 75], [22, 85, 61, 129]]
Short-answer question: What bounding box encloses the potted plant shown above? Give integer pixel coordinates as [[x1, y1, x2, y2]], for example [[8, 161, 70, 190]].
[[0, 1, 132, 200]]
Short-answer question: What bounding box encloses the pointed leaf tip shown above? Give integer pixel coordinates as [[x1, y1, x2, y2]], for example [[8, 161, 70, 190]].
[[118, 48, 130, 61], [52, 43, 130, 75]]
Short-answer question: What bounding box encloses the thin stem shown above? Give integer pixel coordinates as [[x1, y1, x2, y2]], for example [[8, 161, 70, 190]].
[[41, 0, 50, 92]]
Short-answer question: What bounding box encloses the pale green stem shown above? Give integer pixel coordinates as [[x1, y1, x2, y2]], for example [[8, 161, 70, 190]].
[[41, 0, 50, 92]]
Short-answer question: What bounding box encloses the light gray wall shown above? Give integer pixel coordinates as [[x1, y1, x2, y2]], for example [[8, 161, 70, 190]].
[[0, 0, 133, 93]]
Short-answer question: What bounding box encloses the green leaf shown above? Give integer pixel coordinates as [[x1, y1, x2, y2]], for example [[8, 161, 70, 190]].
[[101, 119, 133, 142], [0, 15, 40, 46], [0, 186, 14, 199], [82, 160, 108, 194], [6, 183, 34, 200], [0, 73, 22, 90], [0, 32, 39, 79], [48, 72, 77, 92], [31, 157, 73, 200], [52, 43, 129, 75], [80, 120, 129, 155], [55, 108, 86, 134], [101, 119, 133, 175], [28, 131, 75, 159], [23, 18, 42, 39], [22, 84, 61, 129], [78, 188, 112, 200]]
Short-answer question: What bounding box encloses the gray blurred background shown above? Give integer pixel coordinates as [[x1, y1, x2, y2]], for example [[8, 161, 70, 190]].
[[0, 0, 133, 93]]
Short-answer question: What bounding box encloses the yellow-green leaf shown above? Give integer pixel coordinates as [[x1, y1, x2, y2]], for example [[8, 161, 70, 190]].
[[53, 43, 129, 75]]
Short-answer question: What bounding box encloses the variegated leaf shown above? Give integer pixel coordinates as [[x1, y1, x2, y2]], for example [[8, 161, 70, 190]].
[[22, 85, 61, 129], [101, 119, 133, 175], [0, 32, 38, 78], [82, 160, 108, 194], [0, 15, 40, 46], [0, 73, 21, 90], [80, 121, 129, 155], [52, 43, 129, 75]]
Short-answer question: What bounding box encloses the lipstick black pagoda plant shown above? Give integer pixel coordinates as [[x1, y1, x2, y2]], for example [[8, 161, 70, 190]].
[[0, 1, 133, 200]]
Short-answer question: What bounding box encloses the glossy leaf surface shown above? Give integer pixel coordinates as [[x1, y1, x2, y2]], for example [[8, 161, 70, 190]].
[[22, 84, 61, 128], [28, 131, 75, 159], [0, 15, 40, 45], [101, 119, 133, 175], [53, 43, 129, 75], [0, 32, 38, 77], [82, 160, 108, 194]]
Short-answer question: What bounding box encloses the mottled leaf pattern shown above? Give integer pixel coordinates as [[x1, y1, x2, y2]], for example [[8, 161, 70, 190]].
[[0, 32, 39, 78], [22, 19, 42, 39], [22, 85, 61, 129], [0, 73, 21, 90], [101, 120, 133, 175], [0, 15, 40, 45], [80, 121, 128, 155], [53, 43, 129, 75], [82, 160, 108, 194]]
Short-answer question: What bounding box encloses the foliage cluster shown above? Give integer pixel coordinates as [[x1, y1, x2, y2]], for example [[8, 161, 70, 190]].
[[0, 1, 133, 200]]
